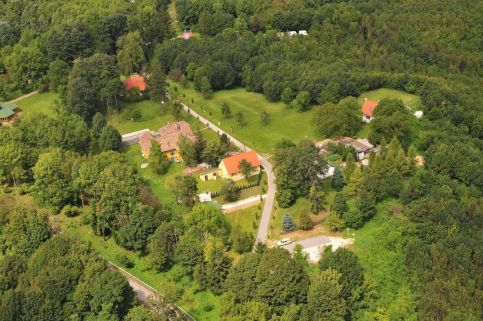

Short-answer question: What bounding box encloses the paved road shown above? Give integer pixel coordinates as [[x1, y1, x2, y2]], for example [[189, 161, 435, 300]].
[[171, 96, 276, 244], [222, 194, 266, 213], [107, 261, 195, 320], [281, 235, 332, 253]]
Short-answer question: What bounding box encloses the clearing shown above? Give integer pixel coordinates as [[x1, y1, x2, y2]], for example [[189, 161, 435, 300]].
[[15, 92, 59, 117], [358, 88, 422, 110], [169, 82, 317, 153]]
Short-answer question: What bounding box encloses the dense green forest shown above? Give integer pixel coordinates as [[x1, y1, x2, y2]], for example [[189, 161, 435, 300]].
[[0, 0, 482, 320]]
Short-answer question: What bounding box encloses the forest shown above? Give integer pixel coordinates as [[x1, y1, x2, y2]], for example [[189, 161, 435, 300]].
[[0, 0, 482, 321]]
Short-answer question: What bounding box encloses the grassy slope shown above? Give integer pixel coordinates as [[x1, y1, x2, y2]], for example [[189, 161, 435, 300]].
[[358, 88, 422, 110], [16, 92, 59, 117], [169, 82, 317, 153]]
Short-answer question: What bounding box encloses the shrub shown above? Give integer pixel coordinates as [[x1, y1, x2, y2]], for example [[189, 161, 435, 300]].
[[116, 254, 134, 268], [62, 205, 80, 217]]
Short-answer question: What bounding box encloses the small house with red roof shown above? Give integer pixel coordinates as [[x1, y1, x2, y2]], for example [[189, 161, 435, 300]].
[[361, 98, 379, 123], [198, 150, 261, 182], [124, 75, 148, 92]]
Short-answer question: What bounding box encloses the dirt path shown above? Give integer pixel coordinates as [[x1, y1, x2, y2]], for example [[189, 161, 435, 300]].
[[7, 91, 38, 103]]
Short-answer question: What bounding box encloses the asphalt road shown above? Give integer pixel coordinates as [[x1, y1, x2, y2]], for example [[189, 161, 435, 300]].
[[174, 98, 276, 244], [281, 235, 332, 252]]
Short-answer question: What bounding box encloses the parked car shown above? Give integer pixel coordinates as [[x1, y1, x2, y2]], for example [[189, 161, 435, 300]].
[[276, 238, 291, 246]]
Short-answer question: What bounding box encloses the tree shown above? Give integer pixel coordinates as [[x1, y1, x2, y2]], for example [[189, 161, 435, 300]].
[[47, 23, 93, 63], [0, 208, 51, 257], [116, 31, 145, 75], [220, 133, 230, 149], [331, 167, 345, 191], [47, 60, 70, 92], [148, 221, 183, 272], [319, 247, 364, 302], [197, 246, 232, 295], [299, 212, 314, 230], [236, 112, 246, 127], [291, 91, 310, 111], [239, 159, 252, 178], [356, 191, 376, 220], [232, 228, 254, 254], [222, 180, 241, 202], [32, 149, 76, 212], [178, 136, 197, 167], [171, 175, 198, 208], [309, 184, 325, 214], [174, 233, 204, 276], [312, 97, 361, 137], [200, 76, 212, 98], [197, 11, 234, 36], [260, 110, 269, 125], [148, 141, 170, 175], [326, 213, 344, 232], [344, 153, 356, 180], [332, 192, 348, 216], [220, 102, 231, 118], [302, 268, 346, 321], [282, 211, 296, 232], [186, 204, 231, 243], [98, 125, 121, 151], [343, 209, 364, 228], [148, 58, 167, 103], [202, 142, 226, 166], [281, 87, 295, 105]]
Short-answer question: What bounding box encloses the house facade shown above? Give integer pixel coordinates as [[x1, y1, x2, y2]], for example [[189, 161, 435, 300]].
[[361, 98, 378, 123], [338, 137, 376, 160], [199, 150, 261, 182], [139, 121, 196, 161]]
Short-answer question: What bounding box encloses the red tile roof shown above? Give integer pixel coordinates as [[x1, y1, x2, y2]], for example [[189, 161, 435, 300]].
[[361, 100, 378, 117], [139, 131, 153, 156], [221, 151, 261, 175], [124, 75, 148, 91]]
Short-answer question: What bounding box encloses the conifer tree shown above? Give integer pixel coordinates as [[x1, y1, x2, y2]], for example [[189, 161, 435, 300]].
[[332, 192, 348, 217], [282, 211, 296, 232], [331, 167, 345, 191]]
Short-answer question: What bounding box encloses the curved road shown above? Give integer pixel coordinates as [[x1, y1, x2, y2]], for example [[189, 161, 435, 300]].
[[172, 97, 276, 243]]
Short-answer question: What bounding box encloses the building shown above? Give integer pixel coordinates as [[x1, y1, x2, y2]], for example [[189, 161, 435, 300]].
[[199, 150, 261, 182], [0, 102, 19, 123], [139, 121, 196, 161], [219, 150, 261, 181], [124, 75, 148, 92], [338, 137, 375, 160], [298, 30, 308, 36], [361, 98, 379, 123]]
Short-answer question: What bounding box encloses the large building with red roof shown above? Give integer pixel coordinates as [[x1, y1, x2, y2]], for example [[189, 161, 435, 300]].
[[361, 98, 379, 123], [139, 121, 196, 161]]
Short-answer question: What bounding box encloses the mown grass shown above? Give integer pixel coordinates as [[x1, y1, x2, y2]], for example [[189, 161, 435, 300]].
[[169, 82, 317, 153], [15, 92, 59, 117], [358, 88, 422, 110]]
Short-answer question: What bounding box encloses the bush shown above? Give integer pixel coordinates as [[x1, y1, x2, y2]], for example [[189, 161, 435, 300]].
[[343, 209, 364, 229], [116, 254, 134, 268], [62, 205, 80, 217]]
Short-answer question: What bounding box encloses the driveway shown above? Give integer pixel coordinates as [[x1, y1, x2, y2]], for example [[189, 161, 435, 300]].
[[281, 235, 353, 263], [171, 96, 276, 244]]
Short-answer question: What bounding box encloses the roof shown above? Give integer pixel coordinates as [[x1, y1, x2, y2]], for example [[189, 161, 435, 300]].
[[361, 99, 378, 117], [139, 131, 153, 155], [124, 75, 148, 91], [337, 137, 373, 152], [221, 150, 261, 175], [156, 121, 195, 152], [0, 102, 17, 118]]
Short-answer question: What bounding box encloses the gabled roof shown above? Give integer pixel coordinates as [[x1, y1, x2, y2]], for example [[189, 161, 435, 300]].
[[156, 121, 196, 152], [361, 99, 378, 117], [139, 131, 153, 155], [221, 150, 261, 175], [0, 102, 17, 118], [124, 75, 148, 91]]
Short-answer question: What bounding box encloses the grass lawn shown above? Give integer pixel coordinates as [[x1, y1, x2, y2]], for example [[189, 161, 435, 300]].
[[15, 92, 59, 117], [169, 82, 317, 153], [269, 178, 336, 240], [356, 123, 370, 139], [358, 88, 422, 110], [56, 214, 220, 321]]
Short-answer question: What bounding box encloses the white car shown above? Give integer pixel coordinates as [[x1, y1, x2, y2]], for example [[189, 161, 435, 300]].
[[277, 238, 291, 246]]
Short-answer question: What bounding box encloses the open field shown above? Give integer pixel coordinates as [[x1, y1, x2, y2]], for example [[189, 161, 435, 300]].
[[358, 88, 422, 110], [169, 82, 317, 153], [15, 92, 59, 117]]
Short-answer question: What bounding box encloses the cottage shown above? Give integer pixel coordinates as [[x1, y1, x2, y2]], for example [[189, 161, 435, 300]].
[[361, 98, 378, 123], [338, 137, 375, 160], [298, 30, 308, 36], [287, 31, 298, 37], [0, 102, 19, 123], [124, 75, 148, 92], [139, 121, 196, 161], [219, 151, 261, 181]]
